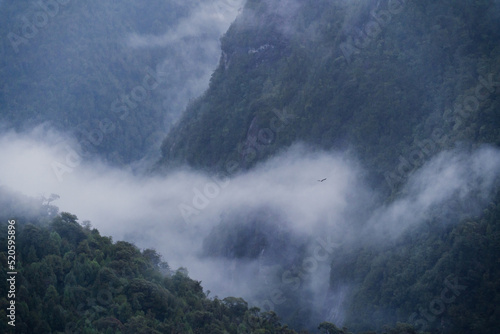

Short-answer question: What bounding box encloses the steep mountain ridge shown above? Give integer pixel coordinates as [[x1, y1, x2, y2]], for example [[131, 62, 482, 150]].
[[159, 0, 500, 190], [157, 1, 500, 332]]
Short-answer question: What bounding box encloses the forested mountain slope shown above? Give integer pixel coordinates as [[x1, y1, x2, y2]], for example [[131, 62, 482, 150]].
[[0, 192, 419, 334], [0, 207, 305, 333], [156, 1, 500, 333], [159, 0, 500, 190]]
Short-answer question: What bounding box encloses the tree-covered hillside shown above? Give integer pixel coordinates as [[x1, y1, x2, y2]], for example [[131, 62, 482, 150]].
[[0, 211, 308, 333], [330, 191, 500, 333], [156, 1, 500, 333], [0, 201, 421, 334], [159, 0, 500, 189]]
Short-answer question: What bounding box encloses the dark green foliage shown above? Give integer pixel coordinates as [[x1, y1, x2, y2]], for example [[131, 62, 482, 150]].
[[0, 213, 321, 333], [52, 213, 86, 245], [0, 210, 419, 333]]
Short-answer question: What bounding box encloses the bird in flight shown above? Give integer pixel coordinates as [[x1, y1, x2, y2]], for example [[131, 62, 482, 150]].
[[318, 178, 327, 182]]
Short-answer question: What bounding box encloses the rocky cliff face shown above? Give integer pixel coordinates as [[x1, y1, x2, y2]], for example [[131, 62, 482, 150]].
[[158, 0, 500, 193]]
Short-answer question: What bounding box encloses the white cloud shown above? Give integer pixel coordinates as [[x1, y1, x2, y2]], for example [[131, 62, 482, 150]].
[[128, 0, 243, 49], [125, 0, 245, 129], [363, 146, 500, 241], [1, 125, 499, 327]]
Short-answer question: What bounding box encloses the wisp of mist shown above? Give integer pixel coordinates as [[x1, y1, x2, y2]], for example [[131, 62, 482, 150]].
[[1, 125, 500, 327]]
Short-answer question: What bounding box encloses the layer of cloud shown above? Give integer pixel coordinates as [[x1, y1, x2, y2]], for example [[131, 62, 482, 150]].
[[0, 126, 365, 266], [362, 146, 500, 242], [1, 125, 499, 328]]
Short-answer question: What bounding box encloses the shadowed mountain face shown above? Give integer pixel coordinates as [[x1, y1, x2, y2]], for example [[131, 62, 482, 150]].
[[0, 0, 242, 165], [202, 207, 307, 263], [159, 0, 500, 187]]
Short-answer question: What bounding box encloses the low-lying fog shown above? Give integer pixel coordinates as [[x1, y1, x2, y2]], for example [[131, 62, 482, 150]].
[[1, 124, 499, 327]]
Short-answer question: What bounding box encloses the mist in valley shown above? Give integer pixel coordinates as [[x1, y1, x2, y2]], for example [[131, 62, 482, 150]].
[[2, 0, 500, 332], [1, 124, 499, 329]]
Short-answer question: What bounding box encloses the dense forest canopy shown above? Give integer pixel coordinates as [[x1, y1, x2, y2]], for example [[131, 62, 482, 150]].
[[0, 192, 425, 333], [0, 208, 306, 333], [159, 0, 500, 190]]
